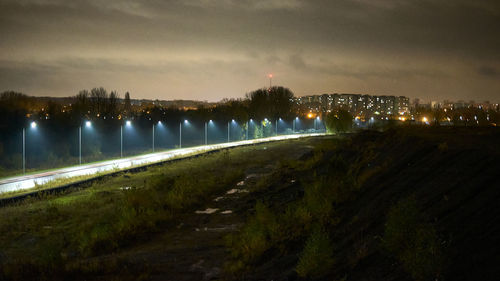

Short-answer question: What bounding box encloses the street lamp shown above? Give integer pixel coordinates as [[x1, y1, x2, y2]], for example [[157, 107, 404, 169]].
[[180, 120, 188, 148], [205, 121, 208, 145], [79, 121, 92, 165], [314, 116, 320, 132], [246, 120, 249, 140], [22, 121, 37, 174], [293, 117, 298, 133], [121, 120, 132, 157]]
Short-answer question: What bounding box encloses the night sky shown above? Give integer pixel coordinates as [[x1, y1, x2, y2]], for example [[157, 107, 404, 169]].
[[1, 0, 499, 102]]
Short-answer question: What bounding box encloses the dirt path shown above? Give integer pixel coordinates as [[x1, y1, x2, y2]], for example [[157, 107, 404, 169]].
[[118, 167, 272, 280]]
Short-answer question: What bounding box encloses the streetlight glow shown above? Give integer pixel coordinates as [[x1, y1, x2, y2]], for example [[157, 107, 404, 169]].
[[126, 120, 131, 126], [85, 121, 91, 128], [30, 121, 37, 129]]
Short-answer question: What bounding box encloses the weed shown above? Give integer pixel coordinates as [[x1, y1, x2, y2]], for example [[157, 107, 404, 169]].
[[296, 227, 335, 278], [384, 197, 445, 281]]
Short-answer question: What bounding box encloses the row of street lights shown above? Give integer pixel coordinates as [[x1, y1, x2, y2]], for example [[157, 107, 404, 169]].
[[22, 117, 323, 174]]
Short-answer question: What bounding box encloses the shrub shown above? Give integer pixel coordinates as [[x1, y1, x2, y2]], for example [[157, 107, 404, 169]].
[[384, 197, 445, 281], [296, 228, 335, 278]]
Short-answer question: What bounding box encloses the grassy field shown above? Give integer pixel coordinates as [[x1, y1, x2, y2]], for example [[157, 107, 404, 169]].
[[0, 136, 333, 280], [224, 126, 500, 281], [1, 127, 499, 281]]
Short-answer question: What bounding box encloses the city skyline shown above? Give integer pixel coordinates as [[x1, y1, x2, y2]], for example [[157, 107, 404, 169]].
[[1, 0, 499, 102]]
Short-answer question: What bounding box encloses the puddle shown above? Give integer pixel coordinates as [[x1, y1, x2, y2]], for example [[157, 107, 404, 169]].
[[236, 181, 245, 186], [195, 208, 219, 214], [290, 179, 296, 183], [213, 196, 224, 202], [119, 186, 132, 190], [220, 210, 233, 214], [226, 189, 249, 194]]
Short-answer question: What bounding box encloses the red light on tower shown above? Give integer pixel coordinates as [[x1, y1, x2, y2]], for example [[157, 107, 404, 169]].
[[268, 73, 273, 89]]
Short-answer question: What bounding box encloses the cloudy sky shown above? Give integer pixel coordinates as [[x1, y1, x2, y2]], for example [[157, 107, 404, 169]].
[[1, 0, 499, 102]]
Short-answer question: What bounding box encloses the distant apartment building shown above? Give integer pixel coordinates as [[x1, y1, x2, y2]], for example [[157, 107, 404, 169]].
[[295, 93, 410, 118]]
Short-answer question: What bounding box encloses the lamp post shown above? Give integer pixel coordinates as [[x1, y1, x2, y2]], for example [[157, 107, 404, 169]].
[[120, 126, 123, 157], [121, 120, 131, 158], [293, 117, 297, 133], [179, 122, 182, 148], [23, 121, 37, 174], [152, 123, 155, 152], [79, 126, 82, 164], [261, 119, 264, 138], [79, 121, 91, 164], [227, 121, 230, 142], [22, 128, 25, 174], [205, 121, 207, 145], [246, 120, 249, 140]]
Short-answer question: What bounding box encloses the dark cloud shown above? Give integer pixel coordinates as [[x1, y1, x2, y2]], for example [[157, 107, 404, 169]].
[[478, 66, 499, 78], [0, 0, 499, 101]]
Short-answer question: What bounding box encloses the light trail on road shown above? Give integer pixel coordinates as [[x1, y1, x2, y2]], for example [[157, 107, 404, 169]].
[[0, 134, 324, 194]]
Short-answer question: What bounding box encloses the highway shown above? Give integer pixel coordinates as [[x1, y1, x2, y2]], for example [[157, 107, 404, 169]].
[[0, 133, 324, 194]]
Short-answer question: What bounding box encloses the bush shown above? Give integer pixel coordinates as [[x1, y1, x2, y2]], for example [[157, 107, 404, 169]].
[[296, 228, 335, 278], [384, 197, 445, 281]]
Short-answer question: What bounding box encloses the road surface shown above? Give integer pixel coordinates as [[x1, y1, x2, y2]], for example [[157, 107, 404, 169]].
[[0, 134, 324, 194]]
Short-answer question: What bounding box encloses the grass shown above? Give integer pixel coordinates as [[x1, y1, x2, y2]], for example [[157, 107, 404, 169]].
[[383, 197, 445, 281], [296, 228, 335, 278], [225, 137, 353, 277], [0, 137, 323, 280]]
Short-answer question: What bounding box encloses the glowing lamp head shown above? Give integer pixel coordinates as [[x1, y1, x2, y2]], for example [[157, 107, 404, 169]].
[[232, 119, 235, 122], [184, 119, 188, 124], [85, 121, 91, 128], [126, 120, 131, 126], [30, 121, 37, 129], [307, 113, 314, 119], [268, 74, 273, 78], [158, 121, 162, 125], [422, 117, 428, 123]]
